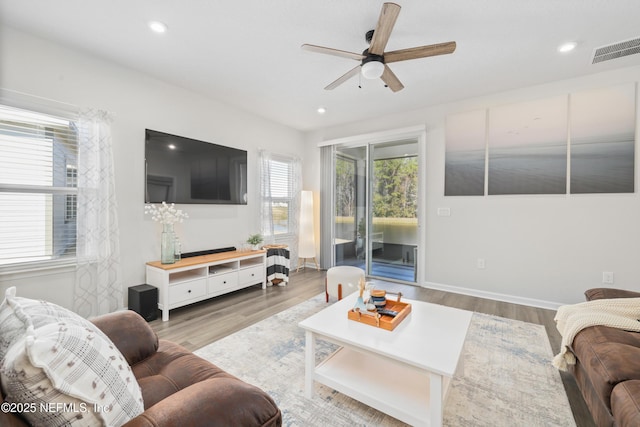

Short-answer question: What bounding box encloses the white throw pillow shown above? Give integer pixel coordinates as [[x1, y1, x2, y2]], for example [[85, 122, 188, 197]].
[[0, 287, 144, 426]]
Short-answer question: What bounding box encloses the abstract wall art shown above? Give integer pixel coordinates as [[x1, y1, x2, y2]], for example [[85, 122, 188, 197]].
[[570, 83, 636, 194], [444, 83, 637, 196], [487, 96, 568, 195], [444, 109, 486, 196]]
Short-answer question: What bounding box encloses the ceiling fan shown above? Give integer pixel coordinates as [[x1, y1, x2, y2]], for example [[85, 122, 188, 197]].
[[302, 2, 456, 92]]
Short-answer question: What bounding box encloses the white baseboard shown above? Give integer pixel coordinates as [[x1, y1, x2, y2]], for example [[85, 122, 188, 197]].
[[421, 281, 563, 311]]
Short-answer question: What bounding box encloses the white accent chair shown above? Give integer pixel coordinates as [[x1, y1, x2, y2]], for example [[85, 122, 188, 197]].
[[325, 265, 365, 302]]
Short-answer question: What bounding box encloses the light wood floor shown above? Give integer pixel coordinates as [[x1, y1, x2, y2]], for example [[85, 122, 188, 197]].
[[148, 268, 596, 427]]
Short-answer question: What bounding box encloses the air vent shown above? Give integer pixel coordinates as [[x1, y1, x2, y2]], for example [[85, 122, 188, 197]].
[[592, 37, 640, 64]]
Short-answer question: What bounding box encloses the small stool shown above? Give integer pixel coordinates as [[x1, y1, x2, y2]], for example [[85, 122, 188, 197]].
[[325, 266, 365, 302]]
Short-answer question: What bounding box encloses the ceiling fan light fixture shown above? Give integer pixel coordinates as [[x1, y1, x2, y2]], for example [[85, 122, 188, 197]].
[[303, 3, 454, 92], [361, 60, 385, 79]]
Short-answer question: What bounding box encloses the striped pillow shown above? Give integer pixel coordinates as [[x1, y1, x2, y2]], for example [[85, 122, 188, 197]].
[[0, 287, 144, 426]]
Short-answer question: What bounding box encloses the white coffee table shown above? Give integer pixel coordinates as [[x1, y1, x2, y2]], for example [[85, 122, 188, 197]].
[[298, 293, 472, 427]]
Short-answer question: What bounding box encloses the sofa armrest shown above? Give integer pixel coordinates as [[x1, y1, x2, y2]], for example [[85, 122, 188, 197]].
[[612, 380, 640, 427], [121, 377, 282, 427], [585, 288, 640, 301], [91, 310, 159, 366]]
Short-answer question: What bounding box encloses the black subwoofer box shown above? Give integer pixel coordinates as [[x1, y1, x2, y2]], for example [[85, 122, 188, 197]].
[[128, 284, 158, 322]]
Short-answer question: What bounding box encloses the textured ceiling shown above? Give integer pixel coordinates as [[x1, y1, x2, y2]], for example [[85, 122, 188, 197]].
[[1, 0, 640, 131]]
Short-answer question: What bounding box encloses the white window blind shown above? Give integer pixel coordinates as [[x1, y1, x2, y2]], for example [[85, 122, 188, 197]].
[[268, 157, 294, 235], [0, 104, 78, 266]]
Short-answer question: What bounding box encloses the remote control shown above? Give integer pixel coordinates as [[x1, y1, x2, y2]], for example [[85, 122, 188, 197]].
[[377, 309, 399, 317]]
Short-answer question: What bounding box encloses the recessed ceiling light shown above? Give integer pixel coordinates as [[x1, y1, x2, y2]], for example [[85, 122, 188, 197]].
[[557, 41, 577, 53], [148, 21, 168, 34], [317, 107, 327, 114], [168, 144, 176, 150]]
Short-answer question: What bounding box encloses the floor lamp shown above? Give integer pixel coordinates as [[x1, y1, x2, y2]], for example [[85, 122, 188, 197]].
[[297, 190, 318, 271]]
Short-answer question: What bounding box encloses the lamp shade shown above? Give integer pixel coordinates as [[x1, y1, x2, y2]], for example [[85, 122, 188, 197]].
[[361, 60, 384, 79], [298, 190, 315, 258]]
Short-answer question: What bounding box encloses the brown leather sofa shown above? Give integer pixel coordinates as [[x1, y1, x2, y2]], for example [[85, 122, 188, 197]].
[[0, 310, 282, 427], [568, 288, 640, 427]]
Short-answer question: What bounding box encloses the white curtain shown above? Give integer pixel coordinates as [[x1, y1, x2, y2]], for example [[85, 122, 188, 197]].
[[259, 150, 302, 266], [74, 109, 122, 318]]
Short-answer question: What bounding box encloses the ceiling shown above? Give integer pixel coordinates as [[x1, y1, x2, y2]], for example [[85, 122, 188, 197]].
[[1, 0, 640, 131]]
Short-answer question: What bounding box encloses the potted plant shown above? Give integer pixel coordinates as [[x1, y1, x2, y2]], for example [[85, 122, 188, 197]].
[[247, 233, 264, 250]]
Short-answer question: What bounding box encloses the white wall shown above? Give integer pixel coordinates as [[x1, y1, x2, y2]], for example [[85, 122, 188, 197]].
[[304, 66, 640, 308], [0, 28, 304, 310]]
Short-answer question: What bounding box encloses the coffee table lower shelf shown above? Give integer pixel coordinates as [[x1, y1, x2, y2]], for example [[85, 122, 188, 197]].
[[308, 345, 450, 427]]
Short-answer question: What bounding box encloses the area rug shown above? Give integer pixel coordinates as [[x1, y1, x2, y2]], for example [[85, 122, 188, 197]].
[[194, 294, 575, 426]]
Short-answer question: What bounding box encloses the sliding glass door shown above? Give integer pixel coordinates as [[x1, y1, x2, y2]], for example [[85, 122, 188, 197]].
[[333, 140, 419, 283], [368, 141, 418, 282], [333, 146, 366, 269]]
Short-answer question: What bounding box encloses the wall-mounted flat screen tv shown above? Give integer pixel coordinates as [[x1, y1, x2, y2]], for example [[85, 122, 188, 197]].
[[145, 129, 247, 204]]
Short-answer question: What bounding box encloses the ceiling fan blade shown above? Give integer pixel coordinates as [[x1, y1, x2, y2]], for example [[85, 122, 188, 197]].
[[384, 41, 457, 63], [301, 44, 364, 61], [325, 65, 361, 90], [368, 2, 401, 56], [381, 65, 404, 92]]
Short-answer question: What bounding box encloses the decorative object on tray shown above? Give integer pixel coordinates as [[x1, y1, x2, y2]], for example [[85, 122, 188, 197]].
[[371, 289, 387, 308], [247, 233, 264, 250], [348, 287, 412, 331], [145, 201, 188, 264], [352, 277, 368, 312]]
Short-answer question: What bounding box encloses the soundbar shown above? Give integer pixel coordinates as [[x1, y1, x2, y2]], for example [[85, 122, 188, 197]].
[[181, 246, 237, 259]]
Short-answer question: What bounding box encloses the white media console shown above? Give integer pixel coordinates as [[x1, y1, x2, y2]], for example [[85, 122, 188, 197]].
[[146, 249, 267, 321]]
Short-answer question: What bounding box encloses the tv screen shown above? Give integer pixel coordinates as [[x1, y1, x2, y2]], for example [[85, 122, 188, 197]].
[[145, 129, 247, 204]]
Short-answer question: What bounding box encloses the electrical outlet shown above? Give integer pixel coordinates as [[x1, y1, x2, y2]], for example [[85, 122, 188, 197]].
[[602, 272, 614, 284], [477, 258, 486, 269]]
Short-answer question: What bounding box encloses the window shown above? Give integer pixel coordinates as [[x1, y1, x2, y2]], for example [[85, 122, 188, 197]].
[[259, 151, 302, 245], [267, 157, 295, 235], [0, 104, 78, 266]]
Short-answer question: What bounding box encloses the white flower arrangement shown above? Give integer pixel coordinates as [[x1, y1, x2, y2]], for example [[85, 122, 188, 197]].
[[144, 202, 189, 225]]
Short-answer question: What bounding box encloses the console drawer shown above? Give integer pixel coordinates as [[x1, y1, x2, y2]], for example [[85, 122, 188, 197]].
[[239, 265, 263, 285], [208, 271, 238, 293], [169, 278, 207, 305]]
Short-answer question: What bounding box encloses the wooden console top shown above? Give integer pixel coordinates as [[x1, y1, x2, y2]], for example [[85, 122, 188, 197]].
[[146, 249, 266, 271]]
